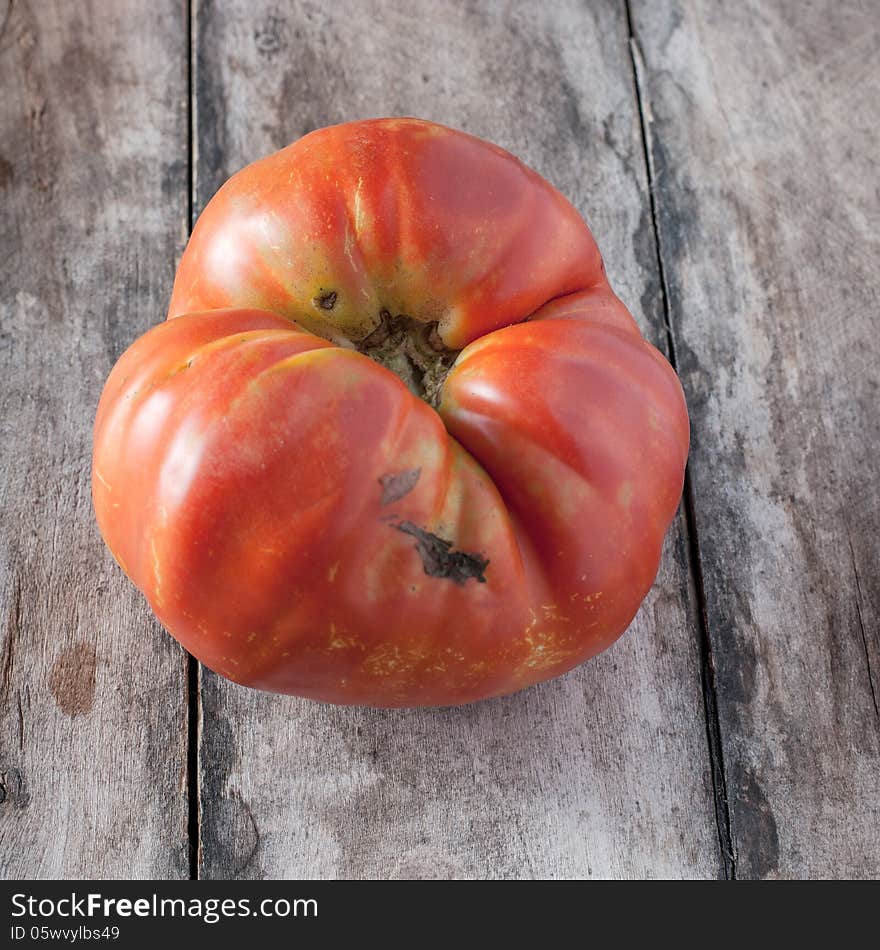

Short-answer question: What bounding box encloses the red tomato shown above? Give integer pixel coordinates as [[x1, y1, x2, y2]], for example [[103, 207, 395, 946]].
[[93, 118, 689, 707]]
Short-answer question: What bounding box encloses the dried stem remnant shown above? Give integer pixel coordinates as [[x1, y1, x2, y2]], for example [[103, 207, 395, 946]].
[[358, 310, 459, 407]]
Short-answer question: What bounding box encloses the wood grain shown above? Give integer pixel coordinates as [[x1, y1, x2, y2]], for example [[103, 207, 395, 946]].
[[630, 0, 880, 877], [192, 0, 720, 879], [0, 0, 189, 878]]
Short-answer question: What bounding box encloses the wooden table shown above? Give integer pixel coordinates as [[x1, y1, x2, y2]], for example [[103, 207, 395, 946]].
[[1, 0, 877, 880]]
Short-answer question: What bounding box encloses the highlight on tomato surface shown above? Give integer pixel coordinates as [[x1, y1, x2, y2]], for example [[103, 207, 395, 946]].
[[92, 118, 690, 708]]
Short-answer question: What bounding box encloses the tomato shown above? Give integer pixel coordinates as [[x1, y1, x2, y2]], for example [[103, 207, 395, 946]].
[[93, 118, 689, 707]]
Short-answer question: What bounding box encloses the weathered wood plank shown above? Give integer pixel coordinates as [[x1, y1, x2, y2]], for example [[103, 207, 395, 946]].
[[193, 0, 720, 878], [630, 0, 880, 877], [0, 0, 189, 877]]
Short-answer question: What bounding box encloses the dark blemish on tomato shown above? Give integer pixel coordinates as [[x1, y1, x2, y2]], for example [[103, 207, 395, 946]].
[[315, 291, 337, 310], [48, 643, 97, 717], [379, 468, 421, 506], [393, 520, 488, 586]]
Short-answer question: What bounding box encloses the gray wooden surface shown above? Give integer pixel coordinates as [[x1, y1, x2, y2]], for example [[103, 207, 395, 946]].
[[1, 0, 877, 879], [0, 0, 190, 877], [632, 0, 880, 878]]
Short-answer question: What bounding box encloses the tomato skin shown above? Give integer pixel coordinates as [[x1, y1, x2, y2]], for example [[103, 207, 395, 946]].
[[94, 119, 689, 707], [168, 118, 601, 349]]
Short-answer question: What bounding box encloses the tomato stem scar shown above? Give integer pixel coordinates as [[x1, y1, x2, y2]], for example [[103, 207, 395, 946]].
[[357, 310, 459, 407]]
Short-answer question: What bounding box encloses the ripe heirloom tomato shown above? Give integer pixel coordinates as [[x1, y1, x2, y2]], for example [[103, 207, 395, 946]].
[[93, 118, 689, 707]]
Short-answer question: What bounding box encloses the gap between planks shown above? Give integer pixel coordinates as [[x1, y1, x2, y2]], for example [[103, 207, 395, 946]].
[[186, 0, 201, 883], [623, 0, 736, 880]]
